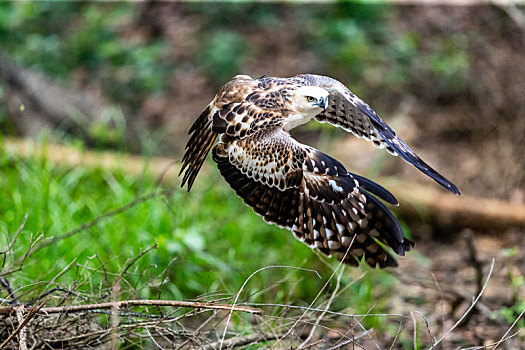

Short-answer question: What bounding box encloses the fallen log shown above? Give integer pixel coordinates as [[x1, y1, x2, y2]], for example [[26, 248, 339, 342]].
[[381, 177, 525, 230], [2, 137, 525, 230], [0, 51, 142, 150], [1, 136, 181, 185], [0, 51, 109, 136]]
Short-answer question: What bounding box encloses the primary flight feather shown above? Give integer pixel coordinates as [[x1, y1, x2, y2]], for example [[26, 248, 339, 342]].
[[180, 74, 460, 268]]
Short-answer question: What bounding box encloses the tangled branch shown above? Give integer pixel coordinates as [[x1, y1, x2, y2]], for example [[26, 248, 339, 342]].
[[0, 299, 262, 317]]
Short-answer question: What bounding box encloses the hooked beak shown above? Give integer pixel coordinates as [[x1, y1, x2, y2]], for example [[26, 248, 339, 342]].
[[316, 96, 328, 111]]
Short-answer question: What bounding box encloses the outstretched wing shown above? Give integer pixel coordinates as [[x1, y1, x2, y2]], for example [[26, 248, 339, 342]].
[[213, 128, 414, 268], [295, 74, 461, 195], [180, 75, 259, 191]]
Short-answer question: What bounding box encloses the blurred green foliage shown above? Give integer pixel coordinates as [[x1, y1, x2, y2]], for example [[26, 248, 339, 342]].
[[0, 1, 473, 154], [197, 30, 248, 83], [500, 301, 525, 329], [87, 106, 128, 149], [426, 34, 469, 94], [500, 247, 525, 329], [0, 2, 471, 108], [304, 3, 389, 91], [0, 2, 171, 110], [303, 4, 470, 99]]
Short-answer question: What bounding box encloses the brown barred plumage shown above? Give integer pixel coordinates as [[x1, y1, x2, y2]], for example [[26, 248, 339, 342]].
[[180, 74, 460, 268]]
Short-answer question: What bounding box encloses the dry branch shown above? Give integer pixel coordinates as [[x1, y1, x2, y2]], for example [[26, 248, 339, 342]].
[[0, 302, 44, 349], [3, 137, 525, 231], [0, 299, 262, 316], [202, 332, 283, 350], [325, 329, 373, 350], [429, 258, 495, 350], [298, 265, 343, 349], [15, 307, 26, 350]]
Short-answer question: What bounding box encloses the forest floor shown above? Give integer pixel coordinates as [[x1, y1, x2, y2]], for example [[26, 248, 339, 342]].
[[388, 228, 524, 349]]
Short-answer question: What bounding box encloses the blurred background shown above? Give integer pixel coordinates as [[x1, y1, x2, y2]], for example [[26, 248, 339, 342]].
[[0, 2, 524, 348]]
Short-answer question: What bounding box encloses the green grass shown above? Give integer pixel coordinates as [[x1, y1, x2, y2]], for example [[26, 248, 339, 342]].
[[0, 139, 396, 325]]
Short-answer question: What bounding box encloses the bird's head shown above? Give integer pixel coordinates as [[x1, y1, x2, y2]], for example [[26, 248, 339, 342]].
[[294, 86, 329, 114]]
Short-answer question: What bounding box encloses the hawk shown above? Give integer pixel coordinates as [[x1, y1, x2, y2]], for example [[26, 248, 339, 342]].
[[180, 74, 460, 268]]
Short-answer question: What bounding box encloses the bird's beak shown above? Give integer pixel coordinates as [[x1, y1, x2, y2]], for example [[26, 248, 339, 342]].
[[317, 96, 328, 111]]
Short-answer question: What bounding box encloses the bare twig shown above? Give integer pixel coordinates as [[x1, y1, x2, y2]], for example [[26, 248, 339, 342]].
[[0, 277, 18, 305], [392, 270, 499, 325], [155, 256, 178, 300], [174, 310, 218, 350], [29, 287, 89, 305], [0, 299, 262, 316], [0, 213, 28, 254], [389, 322, 406, 350], [15, 306, 27, 350], [243, 303, 407, 319], [118, 240, 158, 281], [264, 313, 356, 344], [298, 266, 344, 349], [429, 258, 495, 349], [93, 254, 110, 293], [110, 279, 121, 350], [0, 302, 45, 349], [1, 232, 43, 277], [326, 329, 373, 350], [145, 328, 166, 350], [410, 311, 418, 350], [39, 319, 180, 345], [491, 305, 525, 350], [219, 265, 320, 349], [278, 236, 356, 347], [300, 339, 324, 349], [461, 331, 520, 350], [414, 310, 433, 347], [203, 331, 284, 350], [431, 272, 445, 347]]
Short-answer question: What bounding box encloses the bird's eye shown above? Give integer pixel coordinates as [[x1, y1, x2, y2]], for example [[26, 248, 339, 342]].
[[306, 96, 315, 102]]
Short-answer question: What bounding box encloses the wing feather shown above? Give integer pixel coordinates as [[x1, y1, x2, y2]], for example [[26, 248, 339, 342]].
[[180, 75, 260, 190], [180, 106, 218, 191], [350, 173, 398, 205], [213, 129, 413, 268], [358, 104, 461, 195], [296, 73, 460, 195]]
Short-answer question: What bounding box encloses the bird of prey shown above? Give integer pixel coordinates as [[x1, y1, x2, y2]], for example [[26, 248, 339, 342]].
[[180, 74, 460, 268]]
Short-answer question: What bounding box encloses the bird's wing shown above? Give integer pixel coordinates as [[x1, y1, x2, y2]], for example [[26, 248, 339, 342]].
[[180, 75, 299, 190], [213, 129, 413, 268], [180, 75, 259, 191], [211, 77, 303, 139], [295, 74, 461, 195], [212, 100, 286, 139]]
